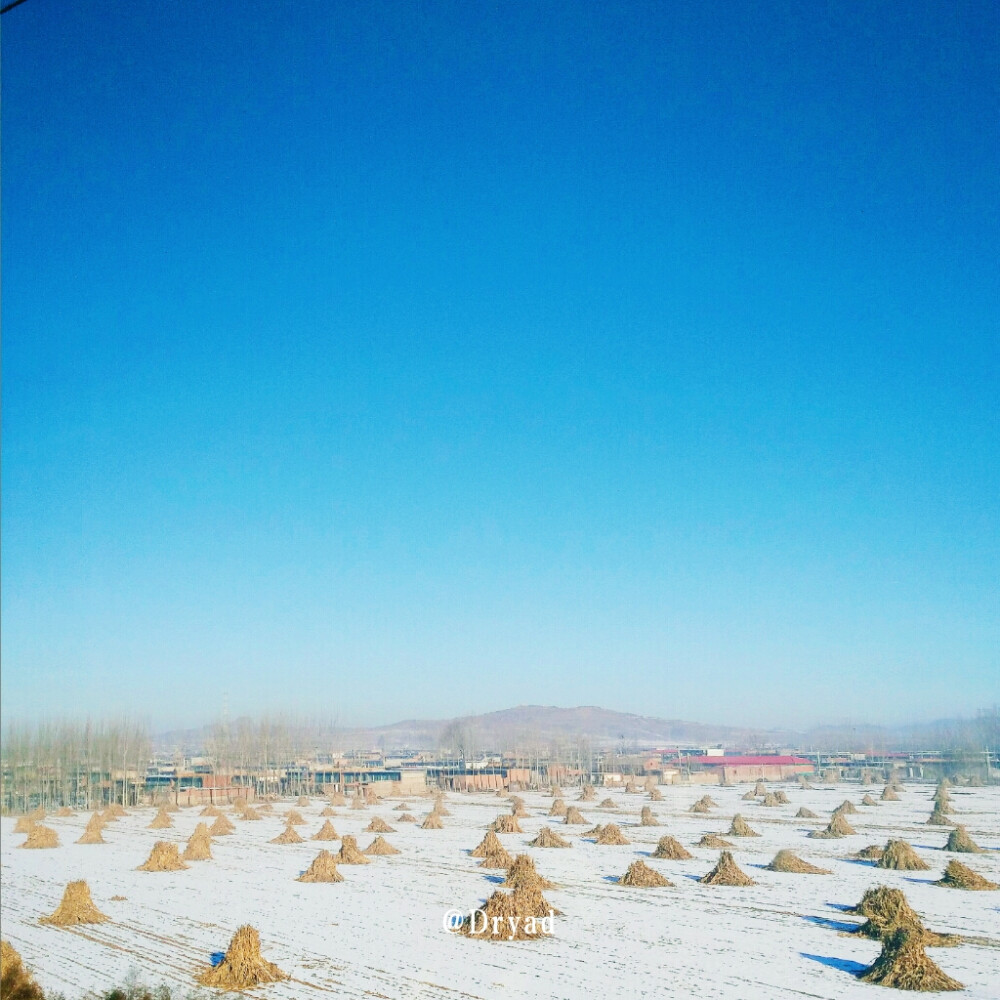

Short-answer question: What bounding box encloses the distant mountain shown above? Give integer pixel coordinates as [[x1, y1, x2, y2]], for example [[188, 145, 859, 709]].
[[154, 704, 995, 755], [334, 705, 790, 752]]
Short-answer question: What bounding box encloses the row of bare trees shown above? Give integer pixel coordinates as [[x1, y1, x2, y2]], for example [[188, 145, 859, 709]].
[[196, 713, 341, 796], [1, 717, 151, 813]]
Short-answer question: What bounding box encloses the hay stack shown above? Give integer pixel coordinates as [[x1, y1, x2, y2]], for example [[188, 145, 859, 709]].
[[502, 854, 555, 890], [697, 834, 734, 849], [241, 806, 262, 821], [599, 798, 618, 810], [727, 814, 760, 837], [76, 813, 106, 845], [583, 824, 605, 837], [1, 939, 45, 1000], [55, 806, 74, 817], [935, 860, 998, 891], [319, 806, 337, 817], [689, 801, 710, 813], [337, 835, 371, 864], [199, 804, 223, 817], [795, 807, 819, 819], [881, 784, 900, 801], [458, 886, 556, 940], [312, 820, 339, 840], [579, 785, 596, 801], [797, 775, 814, 788], [944, 825, 984, 853], [297, 850, 344, 882], [926, 807, 954, 827], [761, 792, 780, 807], [753, 780, 767, 796], [296, 795, 310, 807], [398, 813, 416, 822], [198, 925, 287, 989], [856, 929, 963, 991], [490, 814, 522, 834], [105, 803, 127, 818], [548, 785, 563, 798], [351, 796, 366, 810], [148, 808, 173, 829], [478, 844, 515, 869], [861, 793, 878, 807], [422, 813, 444, 830], [40, 880, 111, 925], [855, 844, 885, 861], [13, 816, 36, 834], [434, 802, 454, 818], [183, 823, 214, 861], [210, 814, 235, 836], [365, 817, 395, 833], [808, 813, 857, 839], [393, 802, 410, 811], [639, 806, 659, 826], [271, 823, 303, 845], [699, 851, 756, 886], [619, 861, 672, 887], [329, 792, 347, 806], [284, 810, 306, 826], [595, 824, 630, 845], [548, 798, 568, 818], [138, 841, 188, 871], [741, 790, 756, 800], [364, 835, 401, 856], [766, 850, 831, 874], [648, 787, 663, 801], [20, 825, 59, 849], [529, 827, 570, 848], [564, 807, 588, 825], [822, 768, 839, 783], [701, 795, 719, 808], [878, 840, 930, 871], [834, 800, 858, 815], [471, 830, 505, 858], [849, 886, 925, 939], [652, 835, 692, 860], [774, 790, 790, 804]]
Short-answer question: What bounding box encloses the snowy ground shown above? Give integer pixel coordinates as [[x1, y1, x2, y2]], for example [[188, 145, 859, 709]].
[[2, 781, 998, 999]]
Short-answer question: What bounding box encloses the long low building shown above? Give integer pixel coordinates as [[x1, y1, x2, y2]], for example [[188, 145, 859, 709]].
[[690, 755, 813, 783], [310, 766, 427, 796]]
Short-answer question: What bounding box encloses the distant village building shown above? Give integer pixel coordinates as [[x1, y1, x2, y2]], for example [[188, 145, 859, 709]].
[[690, 755, 813, 783]]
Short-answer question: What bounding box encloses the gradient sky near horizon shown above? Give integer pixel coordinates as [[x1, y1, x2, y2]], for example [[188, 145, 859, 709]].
[[2, 1, 997, 732]]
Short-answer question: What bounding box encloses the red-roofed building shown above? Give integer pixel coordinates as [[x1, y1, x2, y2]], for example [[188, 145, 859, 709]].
[[693, 755, 813, 783]]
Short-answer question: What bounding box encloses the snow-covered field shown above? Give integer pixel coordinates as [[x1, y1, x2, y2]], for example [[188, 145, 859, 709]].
[[2, 781, 998, 999]]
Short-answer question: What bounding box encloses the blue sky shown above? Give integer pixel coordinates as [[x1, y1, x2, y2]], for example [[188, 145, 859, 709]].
[[2, 1, 997, 731]]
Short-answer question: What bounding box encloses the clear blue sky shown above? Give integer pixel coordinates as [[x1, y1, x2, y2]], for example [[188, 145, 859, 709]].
[[2, 1, 997, 731]]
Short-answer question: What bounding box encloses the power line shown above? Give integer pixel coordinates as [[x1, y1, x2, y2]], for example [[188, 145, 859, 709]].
[[1, 0, 30, 14]]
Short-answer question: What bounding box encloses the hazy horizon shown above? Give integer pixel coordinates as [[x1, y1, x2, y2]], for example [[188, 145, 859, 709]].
[[3, 3, 997, 732]]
